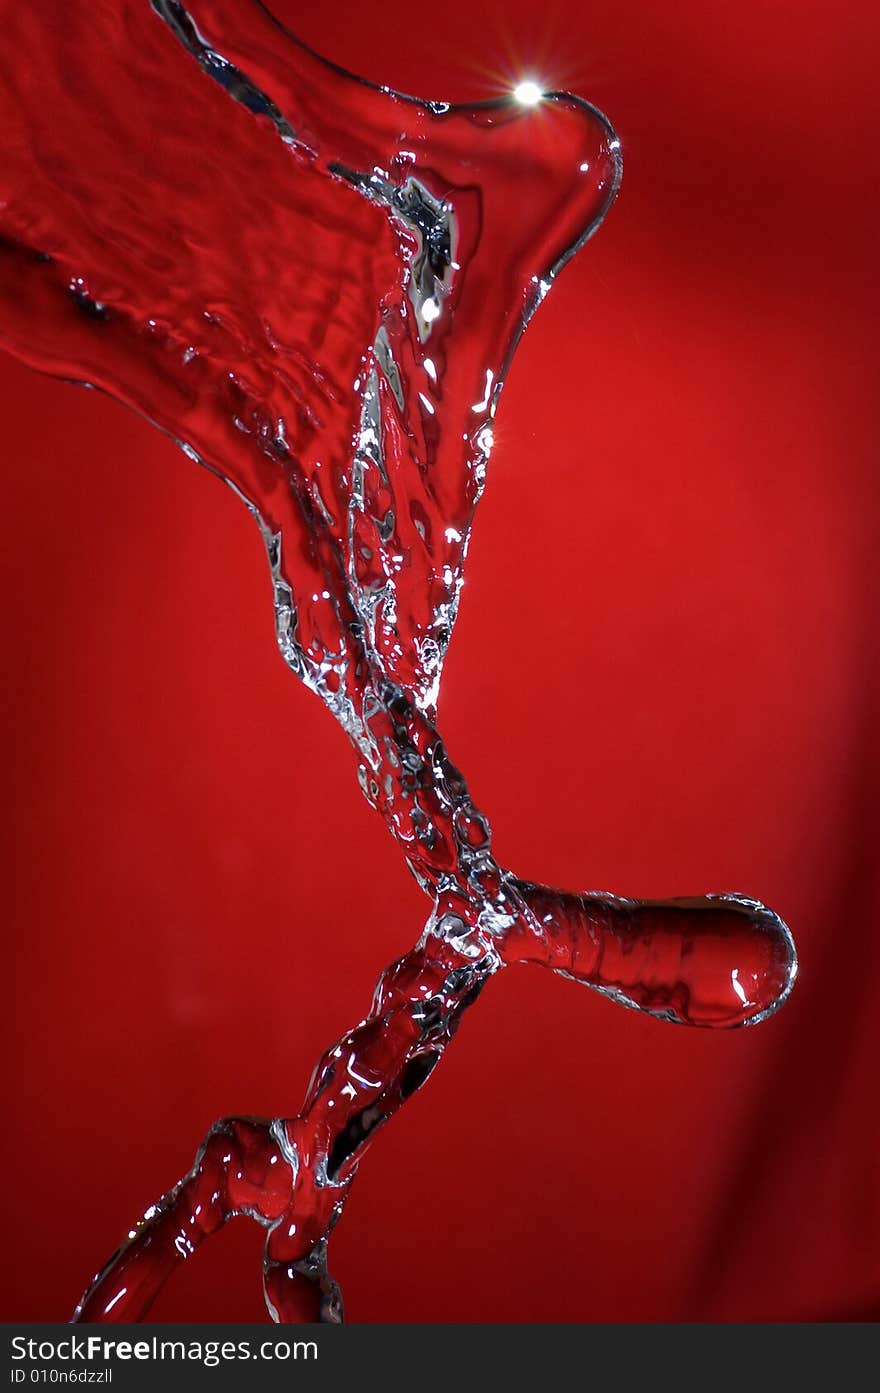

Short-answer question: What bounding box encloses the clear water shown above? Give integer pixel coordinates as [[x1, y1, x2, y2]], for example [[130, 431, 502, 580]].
[[0, 0, 796, 1321]]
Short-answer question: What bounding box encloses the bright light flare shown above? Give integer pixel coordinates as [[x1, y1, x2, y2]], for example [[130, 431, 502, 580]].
[[512, 80, 544, 106]]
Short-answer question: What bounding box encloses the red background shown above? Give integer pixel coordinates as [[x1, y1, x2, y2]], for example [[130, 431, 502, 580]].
[[2, 0, 878, 1321]]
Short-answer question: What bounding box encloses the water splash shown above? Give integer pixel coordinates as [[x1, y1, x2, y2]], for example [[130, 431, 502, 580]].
[[0, 0, 796, 1322]]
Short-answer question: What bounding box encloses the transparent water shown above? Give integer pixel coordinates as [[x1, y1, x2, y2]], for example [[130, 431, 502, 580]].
[[0, 0, 796, 1321]]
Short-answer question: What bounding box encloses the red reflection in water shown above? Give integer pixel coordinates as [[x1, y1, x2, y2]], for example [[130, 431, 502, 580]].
[[0, 0, 795, 1321]]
